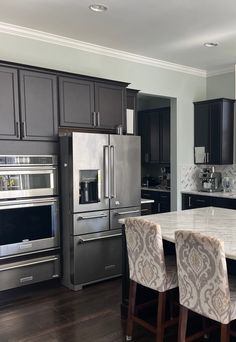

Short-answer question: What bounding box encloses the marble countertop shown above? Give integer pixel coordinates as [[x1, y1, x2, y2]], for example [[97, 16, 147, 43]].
[[141, 198, 155, 204], [141, 187, 170, 193], [182, 190, 236, 199], [119, 207, 236, 260]]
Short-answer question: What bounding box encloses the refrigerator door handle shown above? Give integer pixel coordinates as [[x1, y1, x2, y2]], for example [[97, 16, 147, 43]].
[[115, 210, 141, 216], [78, 233, 122, 243], [110, 145, 116, 198], [77, 213, 108, 220], [104, 145, 110, 198]]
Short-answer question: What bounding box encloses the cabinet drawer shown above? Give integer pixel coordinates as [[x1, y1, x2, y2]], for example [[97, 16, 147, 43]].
[[72, 232, 122, 285], [0, 255, 60, 291], [182, 194, 212, 209], [73, 210, 109, 235], [110, 207, 141, 230]]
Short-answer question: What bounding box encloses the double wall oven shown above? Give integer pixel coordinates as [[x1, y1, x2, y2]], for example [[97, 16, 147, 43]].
[[0, 155, 60, 291]]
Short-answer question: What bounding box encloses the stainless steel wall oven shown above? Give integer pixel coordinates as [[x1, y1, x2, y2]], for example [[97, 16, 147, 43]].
[[0, 155, 60, 290]]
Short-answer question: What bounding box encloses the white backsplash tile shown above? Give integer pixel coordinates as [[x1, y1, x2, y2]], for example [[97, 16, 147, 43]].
[[181, 164, 236, 191]]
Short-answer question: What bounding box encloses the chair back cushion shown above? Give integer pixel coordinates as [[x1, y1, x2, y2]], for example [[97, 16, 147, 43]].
[[175, 230, 231, 324], [125, 217, 168, 292]]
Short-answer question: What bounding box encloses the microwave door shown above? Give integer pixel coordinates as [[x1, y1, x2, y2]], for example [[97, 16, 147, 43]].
[[109, 135, 141, 209], [72, 132, 109, 213]]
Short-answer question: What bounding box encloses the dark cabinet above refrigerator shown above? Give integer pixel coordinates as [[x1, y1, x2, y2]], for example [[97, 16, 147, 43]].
[[194, 98, 234, 165]]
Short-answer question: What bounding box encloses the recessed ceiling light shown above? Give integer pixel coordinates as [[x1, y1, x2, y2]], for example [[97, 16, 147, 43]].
[[89, 4, 108, 12], [204, 42, 218, 48]]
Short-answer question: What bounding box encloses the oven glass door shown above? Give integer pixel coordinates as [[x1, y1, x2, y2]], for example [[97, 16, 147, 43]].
[[0, 198, 59, 257], [0, 168, 57, 199]]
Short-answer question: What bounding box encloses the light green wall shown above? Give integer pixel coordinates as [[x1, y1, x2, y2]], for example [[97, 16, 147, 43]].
[[0, 32, 207, 209], [206, 72, 235, 99]]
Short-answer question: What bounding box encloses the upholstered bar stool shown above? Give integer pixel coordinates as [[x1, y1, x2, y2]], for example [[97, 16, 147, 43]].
[[125, 217, 178, 342], [175, 230, 236, 342]]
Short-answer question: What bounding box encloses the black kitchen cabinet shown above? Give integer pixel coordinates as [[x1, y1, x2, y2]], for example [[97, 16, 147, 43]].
[[126, 89, 139, 135], [182, 193, 236, 210], [0, 67, 20, 140], [59, 76, 127, 131], [0, 67, 58, 141], [141, 190, 170, 213], [194, 98, 234, 165], [138, 107, 170, 164], [20, 70, 58, 141], [182, 193, 212, 209]]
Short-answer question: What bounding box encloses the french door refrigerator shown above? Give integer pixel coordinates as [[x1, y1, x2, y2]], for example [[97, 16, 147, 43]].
[[60, 132, 141, 290]]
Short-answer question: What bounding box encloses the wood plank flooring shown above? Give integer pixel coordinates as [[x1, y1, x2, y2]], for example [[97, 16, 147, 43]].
[[0, 278, 231, 341]]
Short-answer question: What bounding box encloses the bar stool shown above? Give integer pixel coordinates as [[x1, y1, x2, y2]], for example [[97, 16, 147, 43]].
[[125, 217, 178, 341], [175, 230, 236, 342]]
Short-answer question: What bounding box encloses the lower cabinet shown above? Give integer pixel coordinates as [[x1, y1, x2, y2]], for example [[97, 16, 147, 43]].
[[141, 190, 170, 214], [182, 193, 236, 210]]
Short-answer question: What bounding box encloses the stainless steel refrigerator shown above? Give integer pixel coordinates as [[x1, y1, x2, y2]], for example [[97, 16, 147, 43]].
[[60, 132, 141, 290]]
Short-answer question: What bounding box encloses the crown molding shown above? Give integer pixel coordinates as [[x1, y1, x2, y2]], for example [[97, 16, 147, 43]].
[[207, 65, 235, 77], [0, 21, 207, 77]]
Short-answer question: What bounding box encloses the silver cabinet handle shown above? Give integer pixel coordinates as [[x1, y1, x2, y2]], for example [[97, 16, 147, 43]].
[[77, 213, 107, 220], [20, 276, 33, 283], [16, 122, 20, 138], [206, 152, 210, 163], [21, 122, 26, 138], [145, 153, 149, 163], [78, 233, 122, 243], [104, 145, 110, 198], [110, 145, 116, 198], [188, 196, 191, 208], [97, 112, 100, 126], [92, 112, 96, 126], [0, 257, 58, 272], [158, 203, 161, 212], [196, 199, 206, 203], [116, 210, 140, 216]]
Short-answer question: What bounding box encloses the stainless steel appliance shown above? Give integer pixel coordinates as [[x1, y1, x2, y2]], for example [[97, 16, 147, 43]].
[[60, 132, 141, 290], [0, 155, 60, 290], [199, 166, 222, 192]]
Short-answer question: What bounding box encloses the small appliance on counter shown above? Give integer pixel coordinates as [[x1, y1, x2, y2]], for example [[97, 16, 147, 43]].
[[199, 166, 222, 192]]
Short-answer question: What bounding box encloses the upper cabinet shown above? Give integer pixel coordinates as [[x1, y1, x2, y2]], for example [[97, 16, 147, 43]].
[[126, 89, 139, 135], [139, 107, 170, 164], [20, 70, 58, 141], [0, 67, 20, 140], [194, 98, 234, 165], [59, 76, 127, 131], [0, 67, 58, 141]]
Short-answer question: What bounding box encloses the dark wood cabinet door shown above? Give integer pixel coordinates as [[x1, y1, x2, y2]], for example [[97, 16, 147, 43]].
[[20, 70, 58, 141], [0, 67, 20, 140], [194, 102, 210, 163], [139, 112, 150, 163], [160, 108, 170, 163], [149, 112, 160, 163], [59, 77, 95, 128], [95, 83, 125, 130], [209, 102, 221, 164]]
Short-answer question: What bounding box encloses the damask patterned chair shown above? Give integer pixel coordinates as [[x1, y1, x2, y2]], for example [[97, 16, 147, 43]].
[[125, 217, 178, 341], [175, 230, 236, 342]]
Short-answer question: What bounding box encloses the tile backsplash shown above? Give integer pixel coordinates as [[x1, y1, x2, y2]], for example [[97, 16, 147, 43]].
[[181, 164, 236, 191]]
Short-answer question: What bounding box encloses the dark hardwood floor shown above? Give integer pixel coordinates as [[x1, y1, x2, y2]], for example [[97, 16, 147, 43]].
[[0, 278, 233, 342]]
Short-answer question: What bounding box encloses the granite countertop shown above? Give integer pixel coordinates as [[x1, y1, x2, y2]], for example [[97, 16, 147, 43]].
[[141, 198, 155, 204], [141, 187, 171, 193], [182, 190, 236, 199], [119, 207, 236, 260]]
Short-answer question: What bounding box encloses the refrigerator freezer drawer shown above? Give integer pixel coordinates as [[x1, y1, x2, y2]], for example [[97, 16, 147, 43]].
[[110, 206, 141, 230], [0, 255, 60, 291], [73, 210, 109, 235], [71, 231, 122, 286]]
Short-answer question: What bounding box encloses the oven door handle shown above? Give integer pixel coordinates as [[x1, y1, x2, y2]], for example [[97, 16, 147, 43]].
[[0, 257, 59, 272], [0, 169, 56, 175], [115, 210, 141, 216], [0, 197, 58, 209], [78, 233, 122, 243]]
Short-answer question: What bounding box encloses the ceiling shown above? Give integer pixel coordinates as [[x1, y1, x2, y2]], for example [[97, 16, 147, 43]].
[[1, 0, 236, 72]]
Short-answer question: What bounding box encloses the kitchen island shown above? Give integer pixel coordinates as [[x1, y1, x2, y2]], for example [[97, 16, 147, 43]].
[[120, 207, 236, 317]]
